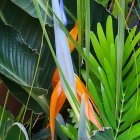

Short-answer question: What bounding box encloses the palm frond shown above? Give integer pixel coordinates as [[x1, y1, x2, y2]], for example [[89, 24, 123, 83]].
[[82, 15, 140, 139]]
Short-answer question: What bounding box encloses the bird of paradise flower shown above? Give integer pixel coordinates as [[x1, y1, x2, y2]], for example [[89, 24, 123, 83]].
[[49, 0, 102, 139]]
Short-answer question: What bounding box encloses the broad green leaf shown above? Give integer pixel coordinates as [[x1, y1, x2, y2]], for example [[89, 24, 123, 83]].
[[61, 125, 76, 140], [117, 123, 140, 140], [66, 124, 78, 139], [91, 127, 114, 140], [4, 122, 29, 140], [10, 0, 77, 26], [10, 0, 53, 26], [0, 0, 56, 90], [0, 20, 49, 113], [55, 121, 69, 140]]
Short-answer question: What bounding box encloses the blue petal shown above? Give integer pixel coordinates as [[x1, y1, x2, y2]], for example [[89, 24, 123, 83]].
[[59, 0, 67, 26], [52, 0, 76, 96]]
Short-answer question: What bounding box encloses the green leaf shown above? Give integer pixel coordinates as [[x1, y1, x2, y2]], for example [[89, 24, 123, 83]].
[[123, 31, 140, 69], [91, 127, 114, 140], [0, 106, 14, 140], [120, 104, 140, 132], [0, 0, 56, 90], [88, 79, 103, 114], [97, 23, 109, 60], [90, 31, 105, 67], [83, 48, 100, 79], [106, 16, 114, 48], [110, 44, 116, 75], [98, 67, 115, 111], [10, 0, 53, 26], [123, 27, 137, 66], [103, 58, 115, 100], [100, 83, 116, 129], [61, 125, 76, 140], [0, 20, 49, 113], [4, 122, 29, 140], [61, 124, 78, 140], [123, 48, 140, 79], [123, 53, 140, 90], [55, 121, 69, 140], [117, 123, 140, 140]]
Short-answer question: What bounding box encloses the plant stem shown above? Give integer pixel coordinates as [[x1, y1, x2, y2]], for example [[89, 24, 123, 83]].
[[109, 0, 115, 11], [85, 0, 90, 87], [115, 0, 125, 118], [77, 0, 85, 76], [115, 93, 125, 139], [21, 21, 48, 123], [64, 6, 76, 21], [126, 0, 136, 24], [16, 105, 25, 122]]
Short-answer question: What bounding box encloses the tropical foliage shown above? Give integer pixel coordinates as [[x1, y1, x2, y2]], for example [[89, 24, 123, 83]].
[[0, 0, 140, 140]]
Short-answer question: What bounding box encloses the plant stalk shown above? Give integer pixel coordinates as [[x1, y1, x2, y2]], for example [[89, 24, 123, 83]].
[[115, 0, 125, 118], [85, 0, 90, 87], [77, 0, 85, 76]]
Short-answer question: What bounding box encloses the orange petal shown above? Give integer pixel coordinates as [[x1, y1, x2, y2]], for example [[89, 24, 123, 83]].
[[75, 75, 99, 114], [85, 96, 102, 130], [68, 21, 78, 52], [75, 75, 102, 129], [52, 68, 59, 89], [50, 81, 66, 140]]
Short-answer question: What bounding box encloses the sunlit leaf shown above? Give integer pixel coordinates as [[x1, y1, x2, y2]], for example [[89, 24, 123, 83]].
[[117, 123, 140, 140]]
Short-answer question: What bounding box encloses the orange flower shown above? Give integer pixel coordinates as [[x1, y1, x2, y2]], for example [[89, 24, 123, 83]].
[[49, 21, 102, 140], [68, 21, 78, 52], [49, 75, 102, 140]]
